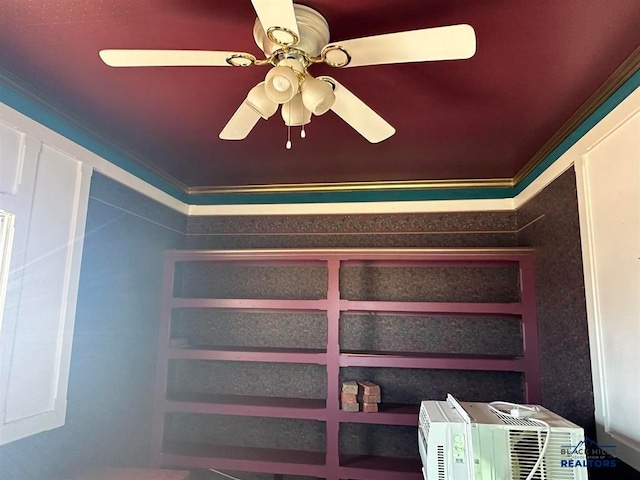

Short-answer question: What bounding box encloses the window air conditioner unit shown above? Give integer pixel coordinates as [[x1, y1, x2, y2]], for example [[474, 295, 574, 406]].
[[418, 394, 588, 480]]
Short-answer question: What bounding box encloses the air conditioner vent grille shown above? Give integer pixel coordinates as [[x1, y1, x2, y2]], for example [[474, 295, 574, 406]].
[[509, 429, 579, 480], [509, 429, 547, 480], [437, 445, 446, 480], [419, 407, 428, 427], [420, 407, 430, 439]]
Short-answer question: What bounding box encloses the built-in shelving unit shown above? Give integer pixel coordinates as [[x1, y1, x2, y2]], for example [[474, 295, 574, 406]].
[[151, 248, 541, 480]]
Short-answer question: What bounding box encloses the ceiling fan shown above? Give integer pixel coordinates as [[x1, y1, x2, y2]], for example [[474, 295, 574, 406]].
[[99, 0, 476, 148]]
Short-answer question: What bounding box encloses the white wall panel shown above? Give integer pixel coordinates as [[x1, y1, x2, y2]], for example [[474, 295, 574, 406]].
[[0, 134, 91, 444], [5, 146, 85, 421], [576, 103, 640, 470]]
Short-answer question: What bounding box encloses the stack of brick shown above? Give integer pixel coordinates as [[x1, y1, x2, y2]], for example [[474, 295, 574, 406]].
[[358, 381, 381, 413], [340, 380, 382, 413], [341, 381, 360, 412]]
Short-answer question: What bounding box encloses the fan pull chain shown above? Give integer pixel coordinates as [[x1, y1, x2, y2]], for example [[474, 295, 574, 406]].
[[286, 102, 292, 149], [300, 98, 306, 138]]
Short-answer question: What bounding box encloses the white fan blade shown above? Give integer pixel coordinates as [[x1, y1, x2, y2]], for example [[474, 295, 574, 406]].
[[99, 49, 249, 67], [219, 101, 262, 140], [320, 77, 395, 143], [328, 24, 476, 68], [251, 0, 299, 44]]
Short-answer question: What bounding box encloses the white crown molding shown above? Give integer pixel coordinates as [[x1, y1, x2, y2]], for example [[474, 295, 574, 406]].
[[187, 198, 514, 216]]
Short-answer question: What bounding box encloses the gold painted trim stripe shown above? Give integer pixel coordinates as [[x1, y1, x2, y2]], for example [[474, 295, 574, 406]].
[[188, 178, 513, 194], [514, 45, 640, 185], [166, 246, 536, 256], [186, 229, 517, 237]]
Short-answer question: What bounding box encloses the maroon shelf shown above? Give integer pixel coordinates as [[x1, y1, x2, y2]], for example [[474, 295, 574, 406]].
[[340, 350, 526, 371], [165, 248, 536, 263], [161, 442, 326, 477], [340, 259, 519, 268], [165, 392, 326, 420], [174, 259, 327, 267], [339, 403, 419, 426], [170, 297, 328, 311], [340, 454, 423, 480], [340, 299, 523, 315], [168, 346, 328, 364]]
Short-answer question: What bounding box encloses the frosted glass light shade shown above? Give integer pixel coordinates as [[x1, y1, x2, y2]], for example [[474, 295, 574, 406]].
[[265, 66, 299, 104], [301, 76, 335, 115], [246, 82, 278, 119], [281, 94, 312, 126]]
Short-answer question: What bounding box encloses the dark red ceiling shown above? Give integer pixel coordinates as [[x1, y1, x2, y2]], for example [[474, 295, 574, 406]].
[[0, 1, 638, 188]]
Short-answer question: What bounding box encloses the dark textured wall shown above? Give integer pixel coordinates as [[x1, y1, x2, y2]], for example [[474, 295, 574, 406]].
[[0, 173, 186, 480], [517, 167, 639, 479], [517, 168, 593, 431], [185, 211, 517, 249]]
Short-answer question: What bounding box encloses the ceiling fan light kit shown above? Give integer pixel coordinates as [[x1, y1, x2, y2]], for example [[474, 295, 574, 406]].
[[99, 1, 476, 146], [281, 93, 312, 127], [264, 64, 300, 104], [301, 76, 336, 116], [246, 82, 278, 119]]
